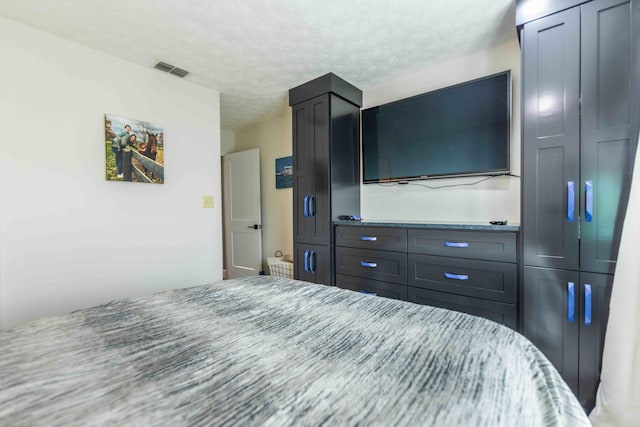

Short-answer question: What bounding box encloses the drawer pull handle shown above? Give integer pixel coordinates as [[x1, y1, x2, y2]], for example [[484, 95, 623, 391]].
[[360, 291, 378, 296], [568, 282, 575, 323], [444, 272, 469, 281], [360, 236, 378, 241], [360, 261, 377, 268], [585, 284, 592, 326], [445, 242, 469, 248]]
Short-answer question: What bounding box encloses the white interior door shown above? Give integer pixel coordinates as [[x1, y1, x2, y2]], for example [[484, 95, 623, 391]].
[[223, 148, 262, 278]]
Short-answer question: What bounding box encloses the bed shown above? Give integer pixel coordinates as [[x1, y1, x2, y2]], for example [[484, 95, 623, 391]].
[[0, 276, 589, 426]]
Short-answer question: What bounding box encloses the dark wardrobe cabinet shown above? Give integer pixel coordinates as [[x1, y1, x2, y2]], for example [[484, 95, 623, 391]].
[[518, 0, 639, 411], [289, 74, 362, 285]]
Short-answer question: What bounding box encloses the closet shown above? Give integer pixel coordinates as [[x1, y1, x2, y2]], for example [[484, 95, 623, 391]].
[[289, 74, 362, 284], [518, 0, 639, 410]]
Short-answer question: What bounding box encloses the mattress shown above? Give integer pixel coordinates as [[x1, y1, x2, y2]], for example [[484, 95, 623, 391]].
[[0, 276, 589, 426]]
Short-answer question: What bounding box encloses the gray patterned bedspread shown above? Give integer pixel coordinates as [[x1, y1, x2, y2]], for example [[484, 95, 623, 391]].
[[0, 276, 588, 426]]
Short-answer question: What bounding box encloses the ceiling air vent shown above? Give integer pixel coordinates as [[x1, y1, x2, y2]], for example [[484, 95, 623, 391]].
[[169, 67, 189, 78], [154, 61, 190, 78]]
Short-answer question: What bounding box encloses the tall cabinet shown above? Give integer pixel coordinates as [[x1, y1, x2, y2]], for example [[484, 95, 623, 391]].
[[518, 0, 639, 411], [289, 74, 362, 284]]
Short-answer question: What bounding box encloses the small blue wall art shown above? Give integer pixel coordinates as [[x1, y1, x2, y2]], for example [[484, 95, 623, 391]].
[[275, 156, 293, 189]]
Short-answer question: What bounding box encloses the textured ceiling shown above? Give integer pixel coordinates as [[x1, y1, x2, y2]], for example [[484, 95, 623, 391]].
[[0, 0, 516, 130]]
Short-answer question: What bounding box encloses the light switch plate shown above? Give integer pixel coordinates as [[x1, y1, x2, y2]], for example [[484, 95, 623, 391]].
[[202, 195, 214, 208]]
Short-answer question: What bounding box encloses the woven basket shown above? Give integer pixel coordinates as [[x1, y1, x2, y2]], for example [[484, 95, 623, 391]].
[[267, 256, 294, 278]]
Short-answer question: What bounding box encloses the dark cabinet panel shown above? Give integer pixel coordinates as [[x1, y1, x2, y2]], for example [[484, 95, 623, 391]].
[[408, 255, 517, 303], [294, 96, 331, 247], [578, 272, 613, 411], [522, 8, 581, 270], [336, 274, 408, 301], [580, 0, 637, 274], [522, 267, 580, 393], [335, 226, 407, 252], [335, 247, 407, 285], [408, 287, 517, 329], [522, 267, 613, 412], [295, 243, 330, 285], [408, 229, 517, 263]]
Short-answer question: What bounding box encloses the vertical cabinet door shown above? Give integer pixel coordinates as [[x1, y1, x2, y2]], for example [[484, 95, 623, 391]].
[[293, 101, 313, 243], [522, 266, 580, 394], [308, 95, 331, 246], [578, 272, 613, 411], [580, 0, 637, 274], [294, 244, 330, 285], [292, 96, 331, 246], [522, 8, 581, 270]]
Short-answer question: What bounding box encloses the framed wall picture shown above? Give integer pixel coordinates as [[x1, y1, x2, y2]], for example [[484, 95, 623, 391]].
[[105, 114, 165, 184], [275, 156, 293, 189]]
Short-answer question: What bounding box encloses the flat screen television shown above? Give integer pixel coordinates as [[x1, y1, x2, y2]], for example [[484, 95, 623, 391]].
[[362, 71, 511, 183]]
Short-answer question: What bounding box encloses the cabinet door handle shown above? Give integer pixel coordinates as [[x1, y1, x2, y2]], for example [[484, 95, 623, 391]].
[[585, 284, 592, 326], [360, 261, 377, 268], [360, 291, 378, 296], [360, 236, 378, 241], [444, 242, 469, 248], [567, 181, 575, 222], [304, 250, 310, 272], [303, 195, 309, 217], [309, 195, 315, 217], [585, 181, 593, 222], [310, 251, 316, 273], [568, 282, 575, 323], [444, 272, 469, 281]]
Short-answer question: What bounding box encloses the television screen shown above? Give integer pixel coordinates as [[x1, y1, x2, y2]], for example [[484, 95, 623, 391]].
[[362, 71, 511, 183]]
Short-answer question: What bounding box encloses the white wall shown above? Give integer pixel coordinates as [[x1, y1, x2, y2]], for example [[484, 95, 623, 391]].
[[234, 114, 293, 269], [361, 39, 521, 224], [0, 17, 223, 329]]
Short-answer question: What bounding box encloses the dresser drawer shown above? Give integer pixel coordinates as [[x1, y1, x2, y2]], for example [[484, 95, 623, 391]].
[[336, 274, 408, 301], [408, 287, 517, 329], [335, 226, 407, 252], [408, 254, 516, 303], [408, 229, 516, 262], [335, 247, 407, 285]]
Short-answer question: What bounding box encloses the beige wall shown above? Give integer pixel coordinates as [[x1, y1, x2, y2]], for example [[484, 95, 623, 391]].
[[0, 17, 223, 329], [234, 113, 293, 270], [220, 128, 236, 155]]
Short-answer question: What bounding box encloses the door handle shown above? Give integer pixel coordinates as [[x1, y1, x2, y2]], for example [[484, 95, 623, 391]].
[[360, 236, 377, 241], [360, 261, 377, 268], [567, 181, 575, 222], [309, 195, 315, 217], [303, 195, 309, 217], [360, 291, 378, 296], [304, 250, 310, 273], [247, 224, 262, 230], [309, 251, 316, 273], [568, 282, 575, 323], [585, 284, 592, 326], [585, 181, 593, 222]]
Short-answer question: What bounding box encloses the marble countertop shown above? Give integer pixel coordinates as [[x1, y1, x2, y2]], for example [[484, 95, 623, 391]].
[[333, 219, 520, 232]]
